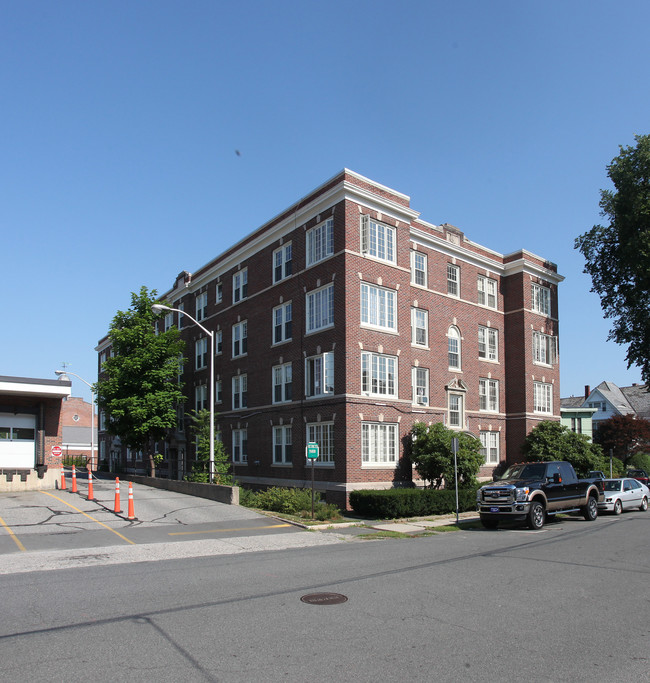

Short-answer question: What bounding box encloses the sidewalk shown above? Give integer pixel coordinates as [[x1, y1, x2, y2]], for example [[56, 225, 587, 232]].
[[304, 511, 481, 535]]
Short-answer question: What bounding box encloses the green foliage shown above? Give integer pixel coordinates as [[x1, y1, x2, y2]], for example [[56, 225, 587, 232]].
[[521, 420, 604, 477], [628, 452, 650, 472], [349, 487, 480, 519], [185, 409, 232, 485], [240, 486, 341, 520], [410, 422, 484, 488], [95, 286, 186, 457], [576, 134, 650, 384], [594, 414, 650, 466]]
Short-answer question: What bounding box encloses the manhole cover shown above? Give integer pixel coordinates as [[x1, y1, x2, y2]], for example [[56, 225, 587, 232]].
[[300, 592, 348, 605]]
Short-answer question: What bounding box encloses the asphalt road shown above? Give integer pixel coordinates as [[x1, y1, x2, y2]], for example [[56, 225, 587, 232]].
[[0, 500, 648, 682]]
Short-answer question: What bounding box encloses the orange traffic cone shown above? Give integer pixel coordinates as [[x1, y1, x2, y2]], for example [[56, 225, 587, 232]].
[[71, 466, 77, 493], [60, 467, 67, 490], [87, 468, 94, 501], [127, 482, 135, 520], [114, 477, 122, 513]]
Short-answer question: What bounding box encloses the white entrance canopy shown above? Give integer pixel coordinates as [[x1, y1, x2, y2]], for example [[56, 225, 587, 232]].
[[0, 376, 71, 399]]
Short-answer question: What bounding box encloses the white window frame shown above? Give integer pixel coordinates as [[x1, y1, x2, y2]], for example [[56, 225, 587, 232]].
[[361, 352, 397, 398], [195, 384, 208, 412], [273, 243, 293, 283], [215, 379, 222, 404], [362, 422, 398, 465], [273, 425, 292, 464], [448, 392, 464, 428], [232, 321, 248, 358], [273, 363, 292, 404], [534, 382, 553, 414], [215, 282, 223, 303], [360, 282, 397, 332], [532, 283, 551, 316], [196, 291, 207, 322], [233, 268, 248, 304], [480, 431, 499, 465], [164, 312, 173, 332], [361, 215, 396, 264], [532, 331, 558, 366], [195, 337, 208, 370], [411, 308, 428, 347], [448, 326, 461, 370], [306, 218, 334, 267], [232, 374, 248, 410], [306, 422, 335, 464], [479, 378, 499, 412], [412, 367, 429, 406], [232, 429, 248, 464], [215, 329, 223, 355], [273, 302, 292, 344], [306, 284, 334, 333], [478, 326, 498, 361], [411, 251, 427, 287], [447, 264, 460, 297], [478, 275, 497, 309], [305, 352, 334, 398]]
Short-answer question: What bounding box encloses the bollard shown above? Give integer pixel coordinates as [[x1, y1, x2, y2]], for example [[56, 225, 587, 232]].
[[127, 482, 135, 520], [71, 466, 77, 493], [60, 467, 67, 490], [87, 467, 94, 501], [114, 477, 122, 513]]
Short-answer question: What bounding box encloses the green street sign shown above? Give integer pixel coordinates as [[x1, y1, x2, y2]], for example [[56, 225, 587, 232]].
[[306, 442, 319, 459]]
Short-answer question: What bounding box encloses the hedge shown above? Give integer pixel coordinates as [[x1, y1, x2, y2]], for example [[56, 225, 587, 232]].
[[349, 487, 479, 519]]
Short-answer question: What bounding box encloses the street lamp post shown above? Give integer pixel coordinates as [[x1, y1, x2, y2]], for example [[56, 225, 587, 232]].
[[54, 370, 96, 470], [151, 303, 215, 484]]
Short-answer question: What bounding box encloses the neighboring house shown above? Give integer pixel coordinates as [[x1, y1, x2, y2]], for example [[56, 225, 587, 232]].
[[97, 169, 564, 508], [60, 396, 98, 469], [0, 375, 71, 491], [560, 396, 597, 441]]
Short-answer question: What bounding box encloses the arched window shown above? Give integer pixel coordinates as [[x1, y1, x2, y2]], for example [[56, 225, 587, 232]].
[[448, 326, 461, 369]]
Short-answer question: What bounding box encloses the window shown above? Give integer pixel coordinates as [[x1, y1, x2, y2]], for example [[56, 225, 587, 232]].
[[570, 417, 582, 434], [448, 393, 464, 428], [273, 302, 292, 344], [533, 382, 552, 414], [177, 302, 185, 329], [215, 329, 223, 355], [361, 352, 397, 398], [305, 352, 334, 398], [362, 423, 397, 464], [195, 337, 208, 370], [232, 321, 248, 358], [232, 375, 248, 410], [233, 268, 248, 303], [273, 426, 292, 464], [164, 312, 173, 332], [532, 283, 551, 316], [215, 379, 222, 404], [232, 429, 248, 464], [478, 275, 497, 309], [306, 422, 334, 464], [411, 251, 427, 287], [195, 385, 208, 412], [479, 378, 499, 412], [306, 284, 334, 333], [412, 367, 429, 406], [196, 292, 207, 322], [273, 243, 292, 282], [273, 363, 292, 403], [216, 283, 223, 303], [448, 326, 461, 369], [478, 326, 498, 361], [447, 264, 459, 297], [411, 308, 428, 346], [361, 215, 395, 263], [306, 218, 334, 266], [533, 331, 558, 365], [480, 431, 499, 465], [360, 283, 396, 332]]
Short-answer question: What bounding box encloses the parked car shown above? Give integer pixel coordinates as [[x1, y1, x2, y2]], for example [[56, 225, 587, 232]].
[[598, 478, 649, 515], [587, 470, 606, 480], [626, 469, 650, 487]]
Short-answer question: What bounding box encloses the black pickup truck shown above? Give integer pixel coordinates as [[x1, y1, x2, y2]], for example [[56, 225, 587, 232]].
[[476, 461, 604, 530]]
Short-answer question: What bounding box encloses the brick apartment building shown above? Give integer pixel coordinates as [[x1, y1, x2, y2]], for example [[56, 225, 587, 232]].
[[97, 169, 563, 506]]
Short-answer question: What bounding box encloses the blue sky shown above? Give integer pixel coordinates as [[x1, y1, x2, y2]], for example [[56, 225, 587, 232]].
[[2, 0, 648, 403]]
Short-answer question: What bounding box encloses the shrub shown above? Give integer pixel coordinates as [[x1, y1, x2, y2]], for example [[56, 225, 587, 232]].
[[349, 486, 479, 519], [628, 452, 650, 472], [242, 486, 318, 515]]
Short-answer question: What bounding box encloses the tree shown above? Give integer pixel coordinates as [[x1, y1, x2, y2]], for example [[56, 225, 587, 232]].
[[594, 414, 650, 466], [410, 422, 484, 489], [575, 134, 650, 385], [95, 286, 186, 476], [521, 421, 604, 477], [185, 409, 232, 484]]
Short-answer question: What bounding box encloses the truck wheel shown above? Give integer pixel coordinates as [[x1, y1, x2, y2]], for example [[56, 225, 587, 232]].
[[640, 496, 648, 512], [481, 518, 498, 529], [583, 495, 599, 520], [527, 501, 545, 530], [613, 499, 622, 515]]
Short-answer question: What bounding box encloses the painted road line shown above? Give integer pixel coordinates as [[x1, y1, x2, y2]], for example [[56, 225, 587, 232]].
[[168, 523, 292, 536], [40, 491, 136, 545], [0, 514, 26, 552]]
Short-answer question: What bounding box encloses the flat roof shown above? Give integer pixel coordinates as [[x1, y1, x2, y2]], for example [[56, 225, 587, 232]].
[[0, 375, 72, 399]]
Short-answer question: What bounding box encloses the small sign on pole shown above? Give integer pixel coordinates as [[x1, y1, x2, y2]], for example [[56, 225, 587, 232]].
[[306, 442, 319, 518], [51, 445, 62, 458]]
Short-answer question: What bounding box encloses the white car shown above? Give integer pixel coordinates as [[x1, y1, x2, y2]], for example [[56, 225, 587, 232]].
[[598, 478, 649, 515]]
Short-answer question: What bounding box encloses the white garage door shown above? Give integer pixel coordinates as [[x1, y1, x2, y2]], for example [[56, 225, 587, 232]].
[[0, 413, 36, 469]]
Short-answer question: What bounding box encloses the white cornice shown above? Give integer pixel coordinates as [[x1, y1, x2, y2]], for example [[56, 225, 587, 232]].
[[503, 258, 565, 284]]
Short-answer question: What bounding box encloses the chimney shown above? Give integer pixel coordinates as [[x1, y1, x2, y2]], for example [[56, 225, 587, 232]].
[[584, 385, 590, 400]]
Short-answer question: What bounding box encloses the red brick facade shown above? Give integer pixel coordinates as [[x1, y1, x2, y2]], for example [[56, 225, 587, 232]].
[[98, 170, 563, 507]]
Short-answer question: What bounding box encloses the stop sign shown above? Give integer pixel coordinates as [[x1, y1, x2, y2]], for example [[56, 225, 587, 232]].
[[51, 445, 62, 457]]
